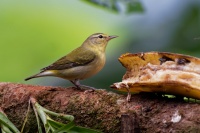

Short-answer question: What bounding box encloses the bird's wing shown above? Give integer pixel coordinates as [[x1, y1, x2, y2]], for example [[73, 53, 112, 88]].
[[41, 47, 96, 71]]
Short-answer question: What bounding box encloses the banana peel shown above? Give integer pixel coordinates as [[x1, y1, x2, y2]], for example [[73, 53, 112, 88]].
[[111, 52, 200, 101]]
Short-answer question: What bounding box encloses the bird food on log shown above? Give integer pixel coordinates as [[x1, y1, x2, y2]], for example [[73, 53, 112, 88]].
[[111, 52, 200, 100]]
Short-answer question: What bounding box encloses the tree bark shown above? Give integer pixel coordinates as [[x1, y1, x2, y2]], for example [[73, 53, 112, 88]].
[[0, 82, 200, 133]]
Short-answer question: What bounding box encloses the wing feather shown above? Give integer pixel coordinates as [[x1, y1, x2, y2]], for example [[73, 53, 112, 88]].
[[41, 47, 96, 71]]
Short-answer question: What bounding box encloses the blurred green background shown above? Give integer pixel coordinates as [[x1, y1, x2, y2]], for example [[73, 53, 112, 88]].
[[0, 0, 199, 89]]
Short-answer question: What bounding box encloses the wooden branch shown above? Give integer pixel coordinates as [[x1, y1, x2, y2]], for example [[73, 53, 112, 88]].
[[0, 82, 200, 133]]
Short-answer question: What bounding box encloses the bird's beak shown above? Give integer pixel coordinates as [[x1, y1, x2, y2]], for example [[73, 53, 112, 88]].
[[108, 35, 118, 40]]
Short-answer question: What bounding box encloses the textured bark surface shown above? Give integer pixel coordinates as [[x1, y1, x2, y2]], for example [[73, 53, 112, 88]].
[[0, 82, 200, 133]]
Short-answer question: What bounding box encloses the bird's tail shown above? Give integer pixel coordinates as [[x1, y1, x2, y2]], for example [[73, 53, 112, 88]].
[[25, 73, 40, 81], [25, 70, 55, 81]]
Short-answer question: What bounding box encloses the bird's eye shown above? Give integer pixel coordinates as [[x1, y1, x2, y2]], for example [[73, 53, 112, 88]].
[[98, 35, 103, 38]]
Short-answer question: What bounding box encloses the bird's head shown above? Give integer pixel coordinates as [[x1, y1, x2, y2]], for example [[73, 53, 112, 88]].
[[82, 33, 118, 52]]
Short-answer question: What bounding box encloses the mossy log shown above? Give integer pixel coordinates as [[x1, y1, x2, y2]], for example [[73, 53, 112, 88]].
[[0, 82, 200, 133]]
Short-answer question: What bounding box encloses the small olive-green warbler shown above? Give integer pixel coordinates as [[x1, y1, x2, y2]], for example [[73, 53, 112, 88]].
[[25, 33, 118, 89]]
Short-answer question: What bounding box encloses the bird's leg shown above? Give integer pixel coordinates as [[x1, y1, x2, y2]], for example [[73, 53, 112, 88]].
[[70, 80, 95, 91], [70, 80, 82, 90]]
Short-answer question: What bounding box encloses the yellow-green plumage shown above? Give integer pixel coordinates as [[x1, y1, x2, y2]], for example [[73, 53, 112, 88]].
[[25, 33, 117, 89]]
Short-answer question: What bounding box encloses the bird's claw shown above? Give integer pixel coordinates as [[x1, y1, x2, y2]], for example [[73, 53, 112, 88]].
[[84, 89, 95, 94]]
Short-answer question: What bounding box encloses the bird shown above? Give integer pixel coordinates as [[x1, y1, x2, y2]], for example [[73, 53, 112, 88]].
[[25, 33, 118, 90]]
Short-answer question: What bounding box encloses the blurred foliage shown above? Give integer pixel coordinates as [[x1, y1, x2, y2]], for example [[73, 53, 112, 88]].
[[82, 0, 144, 13], [168, 4, 200, 54]]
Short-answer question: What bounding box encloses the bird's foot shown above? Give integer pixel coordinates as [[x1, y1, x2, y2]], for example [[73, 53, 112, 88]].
[[84, 89, 94, 94], [80, 85, 96, 93], [70, 80, 96, 92], [74, 85, 96, 93], [71, 84, 82, 90]]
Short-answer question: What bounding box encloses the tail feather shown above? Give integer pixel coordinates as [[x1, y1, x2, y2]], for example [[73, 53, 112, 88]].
[[25, 74, 40, 81], [25, 70, 55, 81]]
